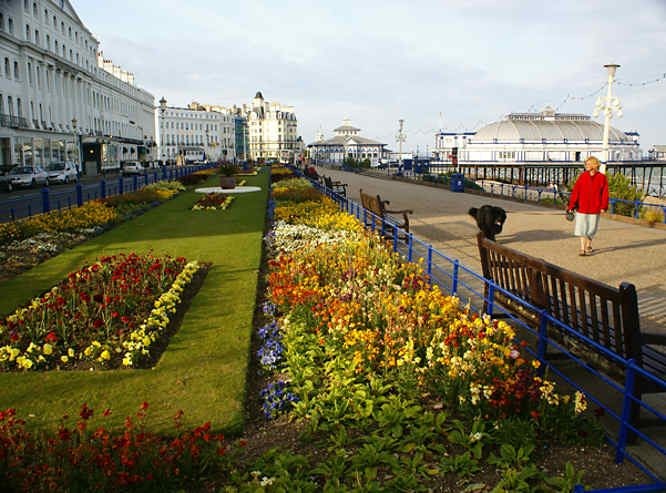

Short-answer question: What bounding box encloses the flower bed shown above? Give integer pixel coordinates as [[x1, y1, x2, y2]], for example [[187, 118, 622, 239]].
[[223, 179, 638, 491], [0, 182, 184, 282], [0, 253, 200, 370], [0, 402, 241, 492], [192, 193, 234, 211]]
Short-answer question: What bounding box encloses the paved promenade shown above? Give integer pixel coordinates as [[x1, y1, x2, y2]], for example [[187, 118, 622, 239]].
[[314, 166, 666, 336]]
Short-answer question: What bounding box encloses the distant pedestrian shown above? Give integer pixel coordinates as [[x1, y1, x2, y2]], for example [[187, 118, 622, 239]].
[[568, 157, 609, 256]]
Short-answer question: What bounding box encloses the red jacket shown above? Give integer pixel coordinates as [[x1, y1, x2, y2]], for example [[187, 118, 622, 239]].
[[569, 171, 609, 214]]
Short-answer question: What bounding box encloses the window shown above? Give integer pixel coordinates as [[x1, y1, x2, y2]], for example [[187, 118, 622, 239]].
[[46, 34, 50, 50], [53, 15, 56, 27], [25, 24, 30, 40], [13, 61, 19, 80], [27, 62, 32, 84], [34, 29, 39, 45], [55, 40, 58, 52], [4, 58, 9, 79], [68, 26, 71, 38], [0, 13, 3, 31], [8, 18, 13, 34], [33, 2, 37, 16], [61, 21, 64, 34]]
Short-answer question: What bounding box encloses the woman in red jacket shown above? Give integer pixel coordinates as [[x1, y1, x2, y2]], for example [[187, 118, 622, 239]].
[[568, 157, 609, 256]]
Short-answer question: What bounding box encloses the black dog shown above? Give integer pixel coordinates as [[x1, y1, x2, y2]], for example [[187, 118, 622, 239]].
[[468, 205, 507, 241]]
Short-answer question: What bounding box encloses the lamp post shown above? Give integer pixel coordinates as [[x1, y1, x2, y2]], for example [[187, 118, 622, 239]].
[[593, 64, 623, 174], [71, 118, 79, 176], [159, 97, 167, 166], [205, 128, 209, 162]]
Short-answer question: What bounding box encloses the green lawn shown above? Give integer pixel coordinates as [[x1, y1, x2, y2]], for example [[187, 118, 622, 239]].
[[0, 171, 269, 435]]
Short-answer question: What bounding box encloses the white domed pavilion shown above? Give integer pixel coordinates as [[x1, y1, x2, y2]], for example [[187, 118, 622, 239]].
[[434, 107, 641, 164]]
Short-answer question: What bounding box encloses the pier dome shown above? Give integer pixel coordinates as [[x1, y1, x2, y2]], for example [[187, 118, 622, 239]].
[[473, 107, 632, 144]]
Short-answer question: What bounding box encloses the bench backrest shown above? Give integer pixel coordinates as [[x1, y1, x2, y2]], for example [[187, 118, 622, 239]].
[[476, 233, 640, 364], [360, 189, 385, 217]]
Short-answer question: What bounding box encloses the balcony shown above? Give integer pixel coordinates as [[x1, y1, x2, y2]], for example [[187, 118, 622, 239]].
[[0, 114, 29, 129]]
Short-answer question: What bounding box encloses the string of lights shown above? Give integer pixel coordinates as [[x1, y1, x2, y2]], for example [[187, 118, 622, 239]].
[[615, 72, 666, 87]]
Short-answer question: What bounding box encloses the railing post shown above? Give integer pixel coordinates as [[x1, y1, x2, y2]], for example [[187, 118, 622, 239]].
[[371, 214, 375, 232], [154, 171, 158, 183], [100, 180, 106, 199], [76, 183, 83, 206], [41, 187, 50, 213], [393, 225, 398, 252], [610, 198, 615, 215], [363, 209, 367, 229], [118, 176, 124, 195], [633, 200, 639, 219], [616, 358, 637, 463], [133, 175, 138, 192], [162, 167, 167, 180], [536, 309, 548, 377], [427, 244, 433, 277], [452, 260, 460, 295]]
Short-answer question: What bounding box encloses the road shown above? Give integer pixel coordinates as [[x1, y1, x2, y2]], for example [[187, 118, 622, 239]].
[[0, 167, 176, 222]]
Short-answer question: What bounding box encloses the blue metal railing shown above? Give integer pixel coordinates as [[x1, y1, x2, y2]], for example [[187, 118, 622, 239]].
[[291, 167, 666, 492], [0, 165, 214, 223], [476, 180, 666, 224]]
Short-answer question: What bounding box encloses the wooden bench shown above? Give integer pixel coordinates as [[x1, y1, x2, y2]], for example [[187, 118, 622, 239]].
[[475, 232, 666, 426], [323, 176, 348, 197], [359, 189, 413, 238]]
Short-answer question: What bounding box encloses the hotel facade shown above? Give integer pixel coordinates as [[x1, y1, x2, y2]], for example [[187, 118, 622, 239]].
[[158, 101, 235, 164], [0, 0, 156, 175]]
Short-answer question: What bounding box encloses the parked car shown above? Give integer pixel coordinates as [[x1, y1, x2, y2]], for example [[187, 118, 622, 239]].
[[46, 161, 78, 184], [121, 161, 144, 175], [8, 166, 50, 187]]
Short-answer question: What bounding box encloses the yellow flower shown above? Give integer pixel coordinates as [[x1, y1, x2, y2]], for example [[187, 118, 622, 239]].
[[61, 355, 69, 363], [100, 350, 111, 361], [532, 360, 541, 369], [43, 344, 53, 355]]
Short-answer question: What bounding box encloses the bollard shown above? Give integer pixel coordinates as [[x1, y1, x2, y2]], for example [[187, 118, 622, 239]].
[[76, 183, 83, 206], [41, 188, 50, 213]]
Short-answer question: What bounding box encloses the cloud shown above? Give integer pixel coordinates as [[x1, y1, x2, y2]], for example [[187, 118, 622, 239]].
[[72, 0, 666, 151]]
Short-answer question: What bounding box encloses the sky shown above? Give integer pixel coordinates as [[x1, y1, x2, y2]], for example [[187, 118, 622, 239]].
[[72, 0, 666, 154]]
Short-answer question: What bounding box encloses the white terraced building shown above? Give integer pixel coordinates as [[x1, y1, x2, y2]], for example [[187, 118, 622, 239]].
[[307, 118, 387, 166], [0, 0, 156, 175], [158, 101, 235, 164], [433, 106, 641, 165]]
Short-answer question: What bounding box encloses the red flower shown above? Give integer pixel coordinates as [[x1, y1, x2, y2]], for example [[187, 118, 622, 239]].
[[140, 401, 149, 411], [93, 319, 104, 328], [45, 332, 58, 343], [79, 403, 94, 420], [103, 409, 112, 417]]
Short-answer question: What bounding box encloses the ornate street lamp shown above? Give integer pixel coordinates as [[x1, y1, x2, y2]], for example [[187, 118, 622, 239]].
[[71, 118, 79, 174], [159, 97, 167, 164], [593, 64, 623, 174]]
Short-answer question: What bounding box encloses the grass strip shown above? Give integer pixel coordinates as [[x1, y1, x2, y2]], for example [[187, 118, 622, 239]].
[[0, 171, 269, 435]]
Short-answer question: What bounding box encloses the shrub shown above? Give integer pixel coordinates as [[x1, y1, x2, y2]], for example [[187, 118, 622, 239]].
[[177, 173, 209, 186]]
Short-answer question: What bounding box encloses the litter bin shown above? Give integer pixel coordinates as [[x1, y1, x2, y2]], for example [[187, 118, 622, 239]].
[[450, 173, 465, 192]]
